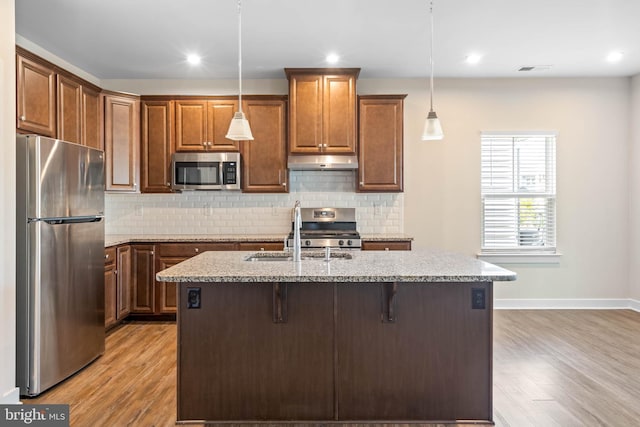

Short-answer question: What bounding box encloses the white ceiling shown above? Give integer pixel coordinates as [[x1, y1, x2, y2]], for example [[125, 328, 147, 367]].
[[15, 0, 640, 80]]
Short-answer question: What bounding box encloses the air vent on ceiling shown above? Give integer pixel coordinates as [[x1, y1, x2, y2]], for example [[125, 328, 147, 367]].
[[518, 65, 552, 72]]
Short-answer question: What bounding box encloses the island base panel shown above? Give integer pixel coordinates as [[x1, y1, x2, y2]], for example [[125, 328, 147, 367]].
[[177, 281, 492, 423], [177, 282, 334, 421]]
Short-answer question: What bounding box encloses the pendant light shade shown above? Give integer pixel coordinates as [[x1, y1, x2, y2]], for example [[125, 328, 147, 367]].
[[226, 111, 254, 140], [421, 0, 444, 141], [422, 111, 444, 140], [226, 0, 254, 141]]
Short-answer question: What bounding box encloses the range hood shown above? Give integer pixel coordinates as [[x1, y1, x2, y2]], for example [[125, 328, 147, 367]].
[[287, 154, 358, 170]]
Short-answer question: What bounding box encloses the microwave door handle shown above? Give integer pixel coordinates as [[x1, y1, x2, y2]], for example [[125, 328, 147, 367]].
[[219, 162, 224, 187]]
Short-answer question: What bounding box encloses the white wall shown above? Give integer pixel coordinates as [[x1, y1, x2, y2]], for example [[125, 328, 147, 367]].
[[0, 0, 19, 404], [92, 74, 636, 303], [630, 74, 640, 303], [362, 78, 631, 301]]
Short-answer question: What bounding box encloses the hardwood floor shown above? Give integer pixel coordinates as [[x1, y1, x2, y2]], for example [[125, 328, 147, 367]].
[[25, 310, 640, 427]]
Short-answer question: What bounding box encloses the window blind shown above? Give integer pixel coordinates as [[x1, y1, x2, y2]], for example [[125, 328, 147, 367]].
[[481, 133, 556, 253]]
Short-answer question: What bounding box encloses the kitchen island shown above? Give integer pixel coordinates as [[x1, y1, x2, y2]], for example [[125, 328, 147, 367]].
[[157, 249, 515, 425]]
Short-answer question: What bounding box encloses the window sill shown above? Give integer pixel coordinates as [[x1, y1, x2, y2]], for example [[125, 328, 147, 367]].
[[477, 252, 562, 264]]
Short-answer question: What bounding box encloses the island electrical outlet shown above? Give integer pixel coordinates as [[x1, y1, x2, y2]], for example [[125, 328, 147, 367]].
[[471, 288, 485, 310], [187, 287, 201, 309]]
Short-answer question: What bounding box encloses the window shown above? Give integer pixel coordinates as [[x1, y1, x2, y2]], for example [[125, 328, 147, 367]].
[[480, 132, 557, 260]]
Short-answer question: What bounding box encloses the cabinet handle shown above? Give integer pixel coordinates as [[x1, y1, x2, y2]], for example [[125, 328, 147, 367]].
[[20, 115, 26, 121], [360, 181, 364, 185], [273, 283, 288, 323], [382, 282, 398, 323]]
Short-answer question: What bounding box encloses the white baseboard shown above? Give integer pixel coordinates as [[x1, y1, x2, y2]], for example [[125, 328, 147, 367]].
[[0, 387, 21, 404], [495, 298, 640, 312]]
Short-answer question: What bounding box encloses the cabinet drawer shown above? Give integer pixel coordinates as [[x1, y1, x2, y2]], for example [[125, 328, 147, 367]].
[[158, 242, 237, 257], [104, 247, 117, 266], [237, 242, 284, 251], [361, 241, 411, 251]]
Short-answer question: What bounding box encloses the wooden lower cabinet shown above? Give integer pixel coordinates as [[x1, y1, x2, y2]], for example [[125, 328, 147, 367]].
[[131, 244, 156, 314], [104, 255, 117, 329], [178, 282, 334, 421], [361, 240, 412, 251], [116, 245, 132, 319]]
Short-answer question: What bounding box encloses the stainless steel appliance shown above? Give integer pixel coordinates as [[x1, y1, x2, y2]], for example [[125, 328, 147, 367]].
[[16, 135, 105, 397], [171, 152, 241, 191], [286, 207, 361, 249]]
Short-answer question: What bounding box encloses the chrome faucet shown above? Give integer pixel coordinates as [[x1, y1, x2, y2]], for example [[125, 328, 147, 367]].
[[293, 200, 302, 262]]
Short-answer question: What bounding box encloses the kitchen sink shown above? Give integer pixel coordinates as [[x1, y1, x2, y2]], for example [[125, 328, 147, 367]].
[[244, 251, 353, 262]]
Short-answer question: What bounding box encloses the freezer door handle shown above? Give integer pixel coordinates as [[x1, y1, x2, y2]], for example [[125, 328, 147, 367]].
[[38, 217, 104, 225]]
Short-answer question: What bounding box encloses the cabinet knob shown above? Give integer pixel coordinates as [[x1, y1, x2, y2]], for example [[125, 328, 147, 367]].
[[105, 254, 110, 259], [166, 182, 170, 186], [282, 182, 287, 187], [360, 182, 364, 185], [195, 248, 199, 253], [385, 247, 390, 251], [20, 115, 26, 121]]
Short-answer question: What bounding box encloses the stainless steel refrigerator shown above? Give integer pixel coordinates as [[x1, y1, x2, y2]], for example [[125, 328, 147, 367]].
[[16, 134, 106, 397]]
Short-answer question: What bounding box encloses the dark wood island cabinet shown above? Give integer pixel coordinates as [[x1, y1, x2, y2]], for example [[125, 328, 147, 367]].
[[158, 249, 515, 425]]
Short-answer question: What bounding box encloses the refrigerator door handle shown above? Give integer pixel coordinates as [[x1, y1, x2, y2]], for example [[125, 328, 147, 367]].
[[35, 217, 104, 225]]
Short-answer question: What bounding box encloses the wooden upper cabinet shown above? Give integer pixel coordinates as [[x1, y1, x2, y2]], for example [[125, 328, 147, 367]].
[[241, 97, 288, 193], [104, 93, 140, 192], [358, 95, 406, 192], [81, 85, 103, 150], [16, 53, 56, 137], [141, 100, 174, 193], [286, 68, 359, 155], [208, 100, 239, 151], [175, 99, 239, 152], [56, 74, 82, 144]]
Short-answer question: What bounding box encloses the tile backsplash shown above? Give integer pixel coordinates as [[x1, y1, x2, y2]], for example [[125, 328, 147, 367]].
[[105, 171, 403, 235]]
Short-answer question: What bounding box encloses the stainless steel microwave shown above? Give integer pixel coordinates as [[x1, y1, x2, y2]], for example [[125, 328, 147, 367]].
[[171, 152, 241, 191]]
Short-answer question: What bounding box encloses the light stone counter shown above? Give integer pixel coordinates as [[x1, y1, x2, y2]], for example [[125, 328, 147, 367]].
[[105, 234, 285, 247], [156, 249, 516, 283]]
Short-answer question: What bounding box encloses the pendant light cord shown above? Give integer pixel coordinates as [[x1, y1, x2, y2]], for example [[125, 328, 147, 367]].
[[429, 0, 435, 113], [238, 0, 243, 112]]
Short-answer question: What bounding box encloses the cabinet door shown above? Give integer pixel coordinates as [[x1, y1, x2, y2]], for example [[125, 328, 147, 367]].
[[16, 54, 56, 137], [207, 100, 239, 151], [56, 74, 82, 144], [336, 282, 492, 421], [358, 96, 404, 192], [156, 257, 186, 314], [141, 100, 174, 192], [104, 94, 140, 191], [81, 85, 103, 150], [104, 264, 117, 329], [116, 245, 132, 319], [241, 99, 288, 192], [175, 100, 208, 151], [178, 282, 334, 421], [131, 245, 156, 314], [323, 74, 356, 153], [288, 74, 323, 153]]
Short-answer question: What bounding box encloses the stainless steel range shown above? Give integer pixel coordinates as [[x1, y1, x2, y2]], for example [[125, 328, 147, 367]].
[[287, 207, 361, 249]]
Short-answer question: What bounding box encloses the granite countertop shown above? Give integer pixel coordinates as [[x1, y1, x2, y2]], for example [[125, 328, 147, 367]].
[[156, 249, 516, 283], [105, 234, 286, 247], [105, 234, 414, 247]]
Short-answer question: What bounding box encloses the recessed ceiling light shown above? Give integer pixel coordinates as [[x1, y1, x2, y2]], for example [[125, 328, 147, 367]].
[[465, 53, 482, 65], [606, 51, 624, 63], [326, 53, 339, 64], [187, 54, 201, 65]]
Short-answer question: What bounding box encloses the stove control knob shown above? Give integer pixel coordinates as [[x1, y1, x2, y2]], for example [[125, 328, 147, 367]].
[[338, 240, 344, 246], [347, 240, 353, 246], [305, 240, 311, 246]]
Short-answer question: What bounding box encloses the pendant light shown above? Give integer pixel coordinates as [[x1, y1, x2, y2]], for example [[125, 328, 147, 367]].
[[421, 0, 444, 141], [226, 0, 254, 141]]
